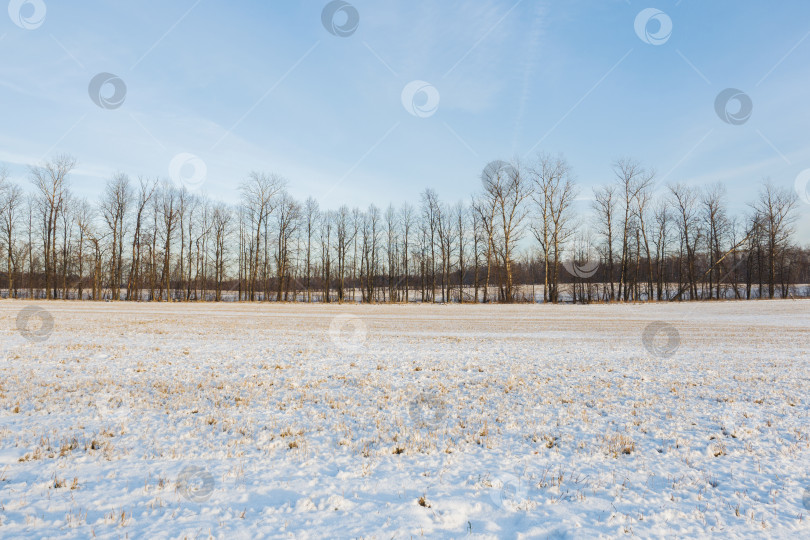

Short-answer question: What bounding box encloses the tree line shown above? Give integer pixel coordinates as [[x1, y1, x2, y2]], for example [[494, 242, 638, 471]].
[[0, 153, 806, 303]]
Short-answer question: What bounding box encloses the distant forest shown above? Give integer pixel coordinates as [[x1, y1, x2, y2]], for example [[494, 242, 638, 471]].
[[1, 153, 807, 303]]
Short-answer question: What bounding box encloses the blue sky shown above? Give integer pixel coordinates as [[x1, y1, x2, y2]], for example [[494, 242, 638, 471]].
[[1, 0, 809, 241]]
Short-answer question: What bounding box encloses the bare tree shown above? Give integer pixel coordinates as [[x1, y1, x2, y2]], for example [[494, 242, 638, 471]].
[[58, 193, 76, 299], [320, 210, 334, 302], [651, 200, 671, 300], [73, 199, 94, 300], [484, 160, 530, 302], [420, 189, 441, 302], [275, 192, 301, 301], [634, 175, 656, 301], [159, 183, 180, 301], [613, 159, 654, 301], [384, 204, 398, 301], [470, 195, 485, 302], [471, 191, 496, 303], [126, 177, 158, 300], [530, 154, 578, 303], [399, 202, 415, 302], [701, 182, 728, 299], [303, 197, 319, 302], [77, 200, 104, 300], [99, 173, 131, 300], [29, 154, 76, 298], [454, 201, 467, 302], [361, 204, 381, 302], [669, 183, 701, 300], [211, 202, 231, 301], [751, 180, 798, 298], [240, 172, 285, 301], [334, 205, 354, 302], [26, 194, 35, 298], [592, 185, 616, 301], [436, 200, 454, 302], [0, 171, 23, 297]]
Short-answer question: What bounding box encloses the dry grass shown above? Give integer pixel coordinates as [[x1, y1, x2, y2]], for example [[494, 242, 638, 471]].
[[0, 300, 808, 537]]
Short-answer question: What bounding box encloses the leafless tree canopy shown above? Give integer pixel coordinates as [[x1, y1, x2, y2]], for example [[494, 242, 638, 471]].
[[0, 153, 806, 302]]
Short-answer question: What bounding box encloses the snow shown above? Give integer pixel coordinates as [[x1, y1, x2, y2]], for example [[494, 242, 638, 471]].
[[1, 299, 809, 538]]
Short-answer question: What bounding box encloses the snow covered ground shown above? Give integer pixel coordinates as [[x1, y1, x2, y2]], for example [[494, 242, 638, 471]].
[[1, 299, 809, 538]]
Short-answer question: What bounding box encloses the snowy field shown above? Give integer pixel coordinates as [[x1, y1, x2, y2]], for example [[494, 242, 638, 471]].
[[1, 299, 809, 538]]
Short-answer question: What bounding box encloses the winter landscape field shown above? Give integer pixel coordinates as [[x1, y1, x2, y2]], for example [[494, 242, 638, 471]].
[[4, 0, 810, 538], [1, 299, 808, 538]]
